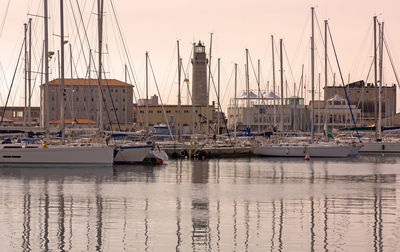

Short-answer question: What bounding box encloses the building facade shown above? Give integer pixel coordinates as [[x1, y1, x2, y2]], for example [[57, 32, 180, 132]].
[[227, 97, 309, 132], [310, 95, 362, 132], [0, 106, 40, 126], [40, 78, 133, 130], [133, 104, 217, 135], [326, 80, 396, 126]]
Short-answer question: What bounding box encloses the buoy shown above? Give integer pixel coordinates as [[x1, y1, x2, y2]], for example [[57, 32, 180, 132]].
[[156, 159, 163, 165], [202, 155, 206, 160], [305, 154, 310, 160]]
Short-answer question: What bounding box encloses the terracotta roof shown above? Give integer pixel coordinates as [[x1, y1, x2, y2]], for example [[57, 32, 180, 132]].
[[46, 78, 132, 87], [49, 118, 97, 124]]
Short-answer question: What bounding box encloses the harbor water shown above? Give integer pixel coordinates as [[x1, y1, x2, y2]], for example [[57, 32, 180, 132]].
[[0, 156, 399, 251]]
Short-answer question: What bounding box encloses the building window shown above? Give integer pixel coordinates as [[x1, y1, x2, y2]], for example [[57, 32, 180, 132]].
[[166, 110, 171, 113], [140, 110, 144, 114], [149, 110, 153, 113], [157, 110, 162, 114], [115, 89, 118, 93], [76, 97, 79, 102], [123, 89, 125, 93], [51, 97, 55, 101], [91, 88, 93, 92], [123, 108, 125, 111], [123, 98, 125, 102], [184, 110, 189, 113], [91, 98, 94, 102], [84, 97, 86, 102]]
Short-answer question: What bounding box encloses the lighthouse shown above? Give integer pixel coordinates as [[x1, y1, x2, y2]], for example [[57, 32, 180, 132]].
[[191, 41, 208, 106]]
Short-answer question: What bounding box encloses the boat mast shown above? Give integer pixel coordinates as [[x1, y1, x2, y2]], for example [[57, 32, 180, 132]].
[[245, 48, 250, 129], [97, 0, 104, 132], [207, 33, 213, 141], [44, 0, 49, 131], [373, 16, 378, 139], [28, 18, 32, 127], [24, 23, 27, 127], [318, 73, 321, 131], [60, 0, 65, 143], [311, 7, 315, 143], [124, 64, 127, 130], [88, 50, 92, 124], [271, 35, 276, 127], [257, 59, 261, 133], [145, 51, 149, 138], [324, 20, 328, 140], [279, 39, 284, 131], [177, 40, 182, 142], [234, 63, 238, 142], [70, 43, 74, 123], [378, 21, 384, 139], [301, 64, 304, 130], [217, 57, 220, 135]]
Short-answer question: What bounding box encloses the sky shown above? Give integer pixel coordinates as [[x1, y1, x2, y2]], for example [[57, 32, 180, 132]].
[[0, 0, 399, 113]]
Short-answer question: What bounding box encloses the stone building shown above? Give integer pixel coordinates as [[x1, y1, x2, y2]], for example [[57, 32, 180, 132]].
[[40, 78, 133, 130], [310, 95, 361, 132], [0, 106, 40, 126], [133, 102, 217, 135], [325, 80, 396, 126], [227, 95, 309, 132]]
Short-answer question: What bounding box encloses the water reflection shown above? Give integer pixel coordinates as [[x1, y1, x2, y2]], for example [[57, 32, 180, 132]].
[[0, 156, 399, 251], [191, 161, 210, 251]]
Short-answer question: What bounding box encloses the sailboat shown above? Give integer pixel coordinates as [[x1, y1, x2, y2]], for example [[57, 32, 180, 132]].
[[0, 139, 114, 165], [0, 0, 114, 166], [254, 8, 361, 158]]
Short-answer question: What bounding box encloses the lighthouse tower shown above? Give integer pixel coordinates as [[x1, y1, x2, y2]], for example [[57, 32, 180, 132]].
[[191, 41, 208, 106]]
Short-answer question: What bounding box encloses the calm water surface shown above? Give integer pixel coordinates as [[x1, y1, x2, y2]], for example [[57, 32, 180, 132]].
[[0, 156, 400, 251]]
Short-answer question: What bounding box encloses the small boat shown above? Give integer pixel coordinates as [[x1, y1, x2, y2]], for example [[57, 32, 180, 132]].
[[254, 142, 361, 158], [113, 143, 153, 164], [145, 148, 169, 165]]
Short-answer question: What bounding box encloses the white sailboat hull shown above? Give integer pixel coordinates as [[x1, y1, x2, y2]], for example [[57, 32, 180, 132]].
[[359, 142, 400, 153], [0, 144, 114, 165], [114, 145, 152, 163], [254, 143, 360, 157]]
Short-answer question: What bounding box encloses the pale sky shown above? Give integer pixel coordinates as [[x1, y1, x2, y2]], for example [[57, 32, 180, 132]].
[[0, 0, 399, 113]]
